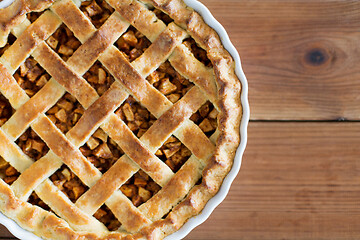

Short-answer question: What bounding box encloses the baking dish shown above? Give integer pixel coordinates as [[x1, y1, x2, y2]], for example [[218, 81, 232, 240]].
[[0, 0, 249, 239]]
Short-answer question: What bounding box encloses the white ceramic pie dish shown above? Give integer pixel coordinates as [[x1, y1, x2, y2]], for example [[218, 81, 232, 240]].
[[0, 0, 249, 239]]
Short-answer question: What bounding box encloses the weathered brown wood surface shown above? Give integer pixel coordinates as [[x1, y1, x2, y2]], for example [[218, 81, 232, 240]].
[[3, 0, 360, 239], [203, 0, 360, 120], [185, 122, 360, 239]]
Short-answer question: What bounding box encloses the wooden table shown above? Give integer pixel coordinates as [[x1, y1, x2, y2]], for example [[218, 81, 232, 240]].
[[3, 0, 360, 239]]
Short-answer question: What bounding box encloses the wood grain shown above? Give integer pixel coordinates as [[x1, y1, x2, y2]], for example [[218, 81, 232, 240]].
[[185, 122, 360, 239], [201, 0, 360, 120]]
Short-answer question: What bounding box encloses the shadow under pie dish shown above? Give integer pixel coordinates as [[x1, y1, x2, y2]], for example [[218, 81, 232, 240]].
[[0, 0, 248, 239]]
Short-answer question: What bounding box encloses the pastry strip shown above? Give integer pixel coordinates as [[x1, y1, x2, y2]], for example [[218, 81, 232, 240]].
[[169, 44, 218, 105], [139, 156, 202, 221], [107, 0, 166, 41]]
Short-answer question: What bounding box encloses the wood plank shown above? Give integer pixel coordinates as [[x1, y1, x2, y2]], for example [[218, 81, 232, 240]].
[[200, 0, 360, 120], [185, 122, 360, 239]]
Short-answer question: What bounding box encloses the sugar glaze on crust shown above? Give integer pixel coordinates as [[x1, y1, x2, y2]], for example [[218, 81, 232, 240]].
[[0, 0, 242, 239]]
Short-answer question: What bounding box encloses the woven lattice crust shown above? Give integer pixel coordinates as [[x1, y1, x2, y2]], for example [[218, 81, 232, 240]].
[[0, 0, 242, 239]]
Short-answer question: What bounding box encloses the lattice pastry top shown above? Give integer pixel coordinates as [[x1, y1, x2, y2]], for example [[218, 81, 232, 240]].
[[0, 0, 242, 239]]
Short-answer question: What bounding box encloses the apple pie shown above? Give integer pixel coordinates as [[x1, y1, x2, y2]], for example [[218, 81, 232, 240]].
[[0, 0, 242, 239]]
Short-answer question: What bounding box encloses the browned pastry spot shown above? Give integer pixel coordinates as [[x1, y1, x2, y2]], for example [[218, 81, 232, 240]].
[[13, 57, 51, 97], [156, 136, 192, 172], [15, 128, 49, 160], [46, 24, 81, 62], [183, 38, 213, 67], [80, 0, 114, 28], [0, 33, 15, 57], [120, 170, 161, 207], [46, 93, 85, 134], [190, 101, 218, 137], [115, 96, 156, 138], [147, 61, 194, 103], [28, 192, 51, 211], [50, 165, 89, 203], [80, 129, 124, 173], [83, 61, 115, 96], [93, 205, 121, 231], [115, 26, 151, 62]]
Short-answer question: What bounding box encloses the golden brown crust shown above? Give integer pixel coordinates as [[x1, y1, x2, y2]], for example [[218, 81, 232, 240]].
[[0, 0, 55, 47], [0, 0, 242, 239]]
